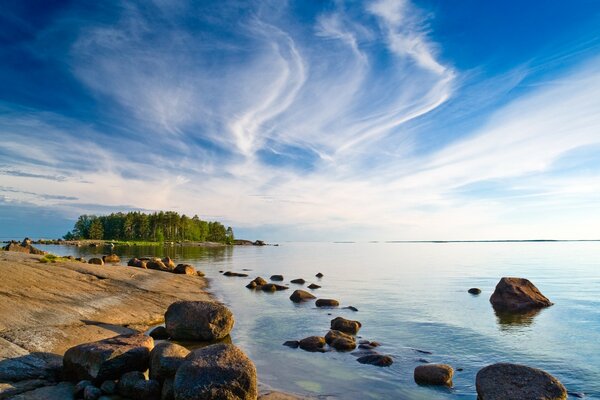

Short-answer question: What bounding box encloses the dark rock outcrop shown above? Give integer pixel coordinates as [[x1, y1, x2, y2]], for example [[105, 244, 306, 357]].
[[315, 273, 324, 278], [476, 363, 567, 400], [330, 316, 361, 335], [63, 333, 154, 383], [414, 364, 454, 386], [289, 290, 316, 303], [165, 301, 234, 341], [490, 277, 553, 312], [316, 299, 339, 307], [174, 343, 257, 400]]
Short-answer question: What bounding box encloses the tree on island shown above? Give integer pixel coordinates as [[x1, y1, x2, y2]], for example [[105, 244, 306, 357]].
[[64, 211, 234, 244]]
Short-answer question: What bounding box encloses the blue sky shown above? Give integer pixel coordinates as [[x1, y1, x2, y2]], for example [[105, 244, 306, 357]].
[[1, 0, 600, 241]]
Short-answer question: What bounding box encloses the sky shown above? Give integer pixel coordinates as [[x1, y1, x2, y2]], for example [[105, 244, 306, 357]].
[[1, 0, 600, 241]]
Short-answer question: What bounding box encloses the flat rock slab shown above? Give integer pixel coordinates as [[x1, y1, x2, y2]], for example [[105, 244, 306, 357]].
[[476, 363, 567, 400], [63, 333, 154, 383]]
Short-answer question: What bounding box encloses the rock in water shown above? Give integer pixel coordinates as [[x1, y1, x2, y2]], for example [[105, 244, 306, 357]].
[[307, 283, 321, 289], [270, 274, 284, 281], [356, 354, 393, 367], [260, 283, 288, 291], [2, 239, 45, 255], [162, 257, 176, 269], [290, 278, 305, 284], [174, 343, 257, 400], [63, 333, 154, 383], [414, 364, 454, 386], [102, 254, 120, 264], [149, 342, 190, 382], [289, 290, 316, 303], [174, 264, 196, 275], [330, 316, 361, 334], [165, 301, 234, 341], [325, 330, 356, 351], [490, 277, 553, 312], [468, 288, 482, 295], [315, 273, 324, 278], [147, 259, 169, 271], [88, 257, 104, 265], [315, 299, 339, 307], [298, 336, 326, 352], [476, 363, 567, 400]]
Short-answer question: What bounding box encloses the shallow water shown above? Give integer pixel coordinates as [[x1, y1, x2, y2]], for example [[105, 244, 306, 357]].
[[42, 242, 600, 399]]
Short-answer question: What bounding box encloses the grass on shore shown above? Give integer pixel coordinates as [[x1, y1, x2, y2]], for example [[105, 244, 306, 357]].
[[39, 253, 72, 263]]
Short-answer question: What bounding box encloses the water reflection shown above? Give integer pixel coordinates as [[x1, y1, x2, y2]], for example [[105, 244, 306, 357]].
[[494, 308, 542, 329]]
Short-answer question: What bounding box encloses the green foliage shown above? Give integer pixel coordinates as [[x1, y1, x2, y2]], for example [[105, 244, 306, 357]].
[[67, 211, 234, 244], [40, 254, 69, 263]]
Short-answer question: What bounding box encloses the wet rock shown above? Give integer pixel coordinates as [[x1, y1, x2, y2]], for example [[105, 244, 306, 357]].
[[357, 354, 393, 367], [174, 343, 257, 400], [307, 284, 321, 289], [100, 380, 117, 395], [325, 330, 356, 351], [289, 290, 316, 303], [162, 257, 176, 269], [246, 281, 257, 289], [476, 363, 567, 400], [223, 271, 249, 277], [414, 364, 454, 386], [260, 283, 288, 292], [196, 270, 205, 277], [283, 341, 300, 348], [127, 258, 139, 266], [315, 273, 324, 278], [117, 371, 160, 400], [63, 333, 154, 383], [253, 277, 268, 286], [147, 259, 169, 271], [102, 254, 120, 264], [290, 278, 305, 284], [84, 385, 103, 400], [468, 288, 482, 295], [88, 258, 104, 266], [165, 300, 234, 341], [149, 326, 169, 340], [298, 336, 326, 352], [128, 258, 147, 269], [150, 342, 190, 382], [330, 316, 361, 335], [490, 277, 552, 312], [343, 306, 359, 312], [162, 377, 174, 400], [173, 264, 196, 275], [270, 275, 284, 281], [316, 299, 339, 307]]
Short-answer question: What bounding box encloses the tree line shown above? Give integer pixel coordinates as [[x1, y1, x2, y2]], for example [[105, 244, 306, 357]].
[[63, 211, 234, 244]]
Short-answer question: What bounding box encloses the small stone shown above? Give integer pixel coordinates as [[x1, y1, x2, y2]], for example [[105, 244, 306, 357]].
[[117, 371, 160, 400], [468, 288, 482, 295], [270, 275, 284, 281], [246, 281, 257, 289], [414, 364, 454, 386], [357, 354, 393, 367], [75, 380, 93, 397], [174, 264, 196, 275], [298, 336, 326, 352], [260, 283, 288, 291], [289, 290, 316, 303], [102, 254, 120, 264], [307, 284, 321, 289], [149, 342, 190, 382], [343, 306, 359, 311], [315, 273, 324, 278], [316, 299, 339, 307], [290, 278, 305, 284]]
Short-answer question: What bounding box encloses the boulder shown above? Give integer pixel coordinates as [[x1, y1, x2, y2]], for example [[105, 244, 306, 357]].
[[173, 343, 257, 400], [307, 283, 321, 289], [476, 363, 567, 400], [63, 333, 154, 383], [298, 336, 326, 352], [290, 279, 305, 284], [490, 277, 553, 312], [99, 380, 117, 395], [149, 326, 169, 340], [270, 275, 284, 281], [165, 301, 234, 341], [356, 354, 393, 367], [330, 317, 361, 335], [127, 258, 139, 266], [174, 264, 196, 275], [260, 283, 288, 292], [289, 290, 316, 303], [468, 288, 482, 295], [325, 330, 356, 351], [75, 380, 94, 397], [162, 377, 174, 400], [414, 364, 454, 386], [117, 371, 161, 400], [315, 299, 339, 307], [84, 385, 102, 400], [253, 277, 268, 286], [162, 257, 176, 269], [246, 281, 257, 289], [88, 258, 104, 266], [147, 259, 170, 271], [102, 254, 120, 264], [149, 342, 190, 382]]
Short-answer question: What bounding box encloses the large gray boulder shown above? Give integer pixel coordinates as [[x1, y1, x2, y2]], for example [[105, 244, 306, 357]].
[[149, 342, 190, 382], [476, 363, 567, 400], [173, 343, 257, 400], [490, 277, 552, 312], [165, 301, 234, 341], [63, 333, 154, 383]]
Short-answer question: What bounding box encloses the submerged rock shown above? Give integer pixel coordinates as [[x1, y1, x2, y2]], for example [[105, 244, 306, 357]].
[[289, 290, 316, 303], [283, 340, 300, 348], [63, 333, 154, 383], [490, 277, 553, 312], [414, 364, 454, 386], [476, 363, 567, 400], [357, 354, 393, 367], [247, 277, 268, 289], [325, 330, 356, 351], [316, 299, 339, 307], [260, 283, 288, 292], [174, 343, 257, 400], [298, 336, 326, 352], [330, 316, 361, 335], [343, 306, 359, 312], [165, 301, 234, 341]]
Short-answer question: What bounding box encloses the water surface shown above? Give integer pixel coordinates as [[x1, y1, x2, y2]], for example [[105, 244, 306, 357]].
[[43, 242, 600, 399]]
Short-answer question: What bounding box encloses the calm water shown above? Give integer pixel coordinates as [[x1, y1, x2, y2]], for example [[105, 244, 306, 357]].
[[42, 242, 600, 399]]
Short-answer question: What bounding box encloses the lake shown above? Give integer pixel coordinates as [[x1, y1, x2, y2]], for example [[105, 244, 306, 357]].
[[41, 241, 600, 399]]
